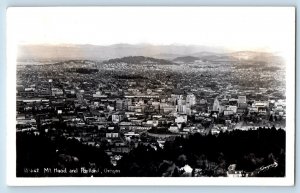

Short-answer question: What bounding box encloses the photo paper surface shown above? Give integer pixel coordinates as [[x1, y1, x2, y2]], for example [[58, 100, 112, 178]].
[[6, 7, 295, 186]]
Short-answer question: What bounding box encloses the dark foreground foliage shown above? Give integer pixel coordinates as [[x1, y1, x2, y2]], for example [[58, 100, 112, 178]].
[[16, 133, 111, 177], [118, 127, 285, 177], [17, 127, 285, 177]]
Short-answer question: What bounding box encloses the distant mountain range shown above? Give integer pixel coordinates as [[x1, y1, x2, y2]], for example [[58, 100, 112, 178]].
[[17, 43, 226, 61], [17, 43, 283, 64]]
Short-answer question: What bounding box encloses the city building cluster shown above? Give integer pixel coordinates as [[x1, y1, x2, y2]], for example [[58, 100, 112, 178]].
[[16, 59, 286, 172]]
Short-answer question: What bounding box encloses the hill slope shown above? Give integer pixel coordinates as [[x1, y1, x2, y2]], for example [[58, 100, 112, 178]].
[[103, 56, 174, 65], [173, 56, 200, 63]]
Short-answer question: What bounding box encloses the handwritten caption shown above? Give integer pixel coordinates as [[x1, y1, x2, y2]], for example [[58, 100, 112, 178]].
[[23, 167, 120, 175]]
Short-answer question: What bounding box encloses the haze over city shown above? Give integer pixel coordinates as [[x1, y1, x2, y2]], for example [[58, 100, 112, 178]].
[[8, 7, 294, 55]]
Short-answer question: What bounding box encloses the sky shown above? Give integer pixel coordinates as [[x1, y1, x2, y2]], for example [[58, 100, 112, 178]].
[[7, 7, 295, 54]]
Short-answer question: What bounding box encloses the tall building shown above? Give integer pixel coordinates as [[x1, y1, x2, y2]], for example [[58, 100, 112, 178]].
[[186, 107, 192, 116], [238, 96, 247, 107], [116, 99, 123, 111], [48, 79, 53, 96], [112, 114, 120, 123], [176, 95, 184, 106], [186, 94, 196, 106], [177, 104, 187, 114], [124, 99, 132, 110], [213, 97, 220, 112]]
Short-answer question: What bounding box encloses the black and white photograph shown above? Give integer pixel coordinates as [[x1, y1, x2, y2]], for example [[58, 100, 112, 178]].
[[6, 7, 295, 186]]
